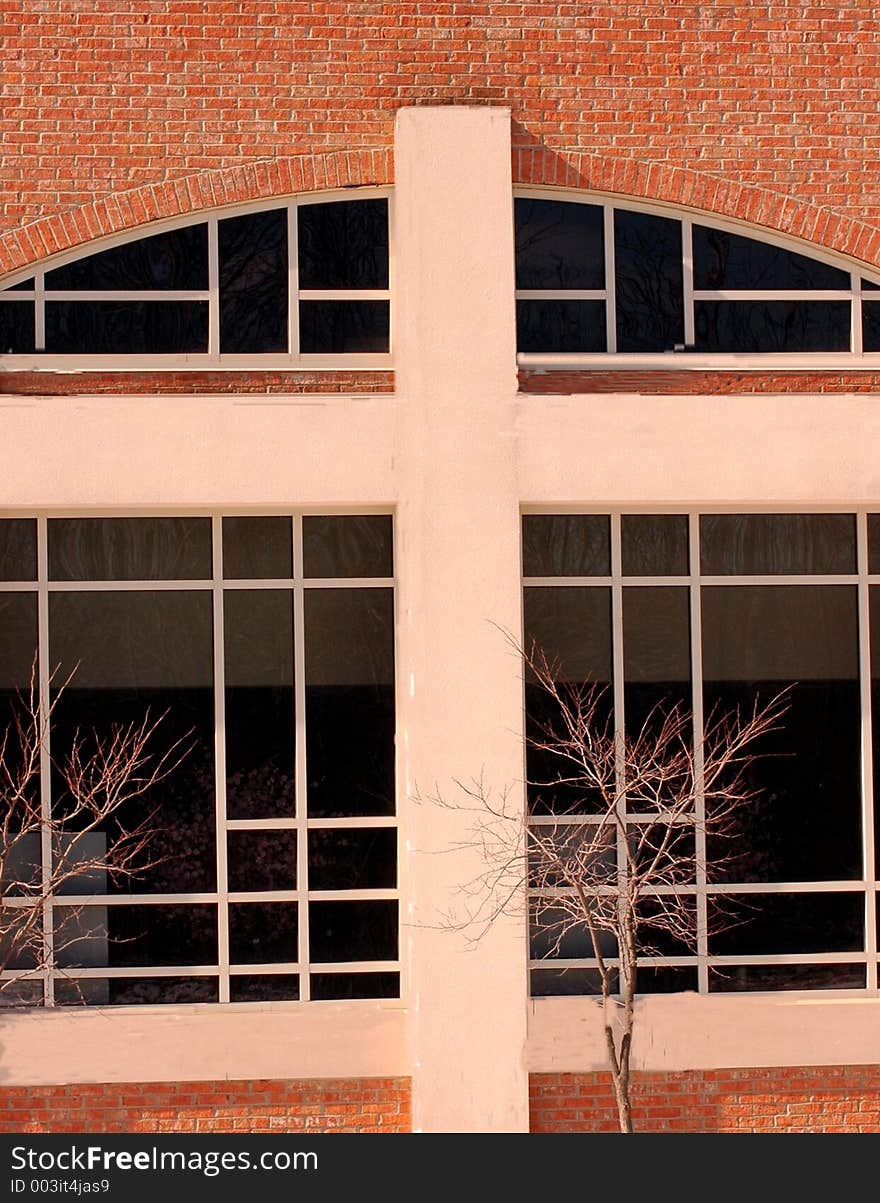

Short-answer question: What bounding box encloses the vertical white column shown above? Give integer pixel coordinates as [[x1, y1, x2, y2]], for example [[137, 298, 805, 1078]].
[[393, 107, 528, 1132]]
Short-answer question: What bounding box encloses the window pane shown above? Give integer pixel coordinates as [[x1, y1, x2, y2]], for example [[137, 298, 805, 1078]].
[[708, 892, 863, 954], [55, 977, 218, 1006], [308, 827, 396, 890], [868, 515, 880, 573], [700, 513, 856, 576], [863, 301, 880, 352], [0, 302, 35, 353], [54, 904, 218, 967], [516, 300, 606, 352], [228, 902, 298, 964], [868, 587, 880, 869], [694, 300, 850, 352], [219, 209, 288, 354], [222, 516, 292, 580], [709, 964, 865, 992], [0, 980, 43, 1008], [514, 199, 605, 290], [45, 225, 208, 291], [622, 586, 691, 746], [0, 590, 38, 710], [45, 301, 208, 354], [305, 588, 394, 818], [702, 585, 861, 882], [615, 210, 684, 352], [229, 975, 299, 1002], [302, 515, 393, 579], [621, 514, 689, 576], [48, 517, 212, 580], [298, 301, 389, 354], [3, 278, 34, 292], [863, 279, 880, 291], [298, 199, 388, 289], [636, 967, 699, 994], [310, 972, 398, 1000], [530, 968, 612, 996], [693, 226, 849, 290], [0, 519, 37, 581], [522, 514, 611, 577], [227, 830, 296, 893], [224, 590, 295, 821], [309, 900, 397, 962]]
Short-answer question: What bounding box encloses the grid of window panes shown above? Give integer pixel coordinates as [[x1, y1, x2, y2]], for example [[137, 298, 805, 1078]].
[[515, 194, 880, 355], [523, 511, 880, 996], [0, 194, 390, 363], [0, 514, 397, 1006]]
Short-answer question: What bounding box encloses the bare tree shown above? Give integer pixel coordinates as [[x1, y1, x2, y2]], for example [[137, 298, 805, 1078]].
[[426, 640, 787, 1134], [0, 665, 192, 1001]]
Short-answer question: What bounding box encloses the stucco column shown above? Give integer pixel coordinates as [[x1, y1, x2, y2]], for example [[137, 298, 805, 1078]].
[[393, 106, 529, 1132]]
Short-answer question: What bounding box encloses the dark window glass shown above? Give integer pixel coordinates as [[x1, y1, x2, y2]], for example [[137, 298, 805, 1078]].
[[224, 590, 295, 821], [49, 590, 216, 894], [299, 301, 389, 354], [702, 585, 861, 882], [522, 514, 611, 577], [531, 906, 615, 961], [308, 828, 396, 890], [700, 513, 856, 576], [694, 300, 850, 352], [227, 830, 296, 893], [45, 301, 208, 354], [229, 975, 299, 1002], [637, 895, 697, 955], [302, 515, 393, 579], [0, 594, 39, 859], [514, 199, 605, 290], [0, 590, 38, 721], [709, 964, 865, 992], [0, 519, 37, 581], [309, 900, 398, 962], [305, 588, 394, 818], [863, 301, 880, 352], [708, 893, 863, 955], [310, 972, 398, 1000], [693, 226, 849, 290], [869, 515, 880, 573], [48, 517, 212, 581], [55, 977, 218, 1006], [228, 902, 297, 964], [54, 904, 218, 967], [516, 300, 606, 353], [219, 209, 288, 354], [0, 909, 40, 969], [4, 278, 34, 292], [863, 279, 880, 291], [0, 302, 35, 353], [0, 832, 41, 894], [298, 199, 388, 289], [621, 515, 689, 576], [530, 968, 613, 996], [222, 516, 292, 580], [868, 588, 880, 869], [0, 980, 43, 1008], [615, 211, 684, 352], [622, 586, 691, 748], [45, 226, 208, 291], [636, 967, 699, 994]]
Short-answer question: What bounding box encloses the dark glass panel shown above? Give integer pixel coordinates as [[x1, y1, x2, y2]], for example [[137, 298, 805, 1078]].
[[4, 278, 34, 292], [309, 900, 397, 962], [298, 199, 388, 289], [229, 975, 299, 1002], [45, 226, 208, 291], [48, 517, 212, 581], [694, 226, 849, 290], [863, 279, 880, 291], [54, 904, 217, 967], [522, 514, 611, 578], [635, 967, 699, 994], [623, 586, 691, 751], [516, 300, 606, 353], [709, 964, 865, 992], [0, 519, 36, 581], [0, 980, 43, 1007], [530, 968, 614, 996], [694, 300, 850, 352], [523, 587, 612, 815], [615, 210, 684, 352], [228, 902, 297, 964], [0, 832, 41, 894], [224, 590, 295, 821], [868, 588, 880, 869], [709, 893, 863, 955], [700, 513, 856, 576], [0, 594, 39, 801], [530, 906, 616, 961], [869, 516, 880, 573], [302, 515, 393, 579], [0, 302, 35, 353], [703, 585, 860, 882], [218, 208, 288, 354], [45, 301, 208, 354], [621, 514, 689, 576], [222, 516, 292, 580], [308, 827, 396, 891], [636, 895, 697, 956], [55, 977, 218, 1006], [310, 972, 399, 1000], [0, 910, 40, 969], [514, 199, 605, 290], [298, 301, 389, 354], [48, 591, 216, 894], [227, 830, 296, 893], [863, 301, 880, 352], [305, 588, 394, 818]]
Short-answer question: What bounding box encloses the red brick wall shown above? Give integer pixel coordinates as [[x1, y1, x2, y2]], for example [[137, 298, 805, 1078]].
[[0, 1077, 411, 1134], [530, 1067, 880, 1133], [519, 369, 880, 395], [0, 370, 394, 396]]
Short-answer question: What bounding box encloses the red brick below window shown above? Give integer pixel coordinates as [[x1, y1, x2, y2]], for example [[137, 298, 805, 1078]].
[[519, 369, 880, 395], [0, 371, 394, 397]]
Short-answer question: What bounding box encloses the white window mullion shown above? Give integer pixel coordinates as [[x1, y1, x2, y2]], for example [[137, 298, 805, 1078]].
[[857, 513, 877, 989], [34, 271, 45, 351], [293, 515, 310, 999], [610, 514, 627, 994], [689, 515, 709, 994], [682, 218, 695, 348], [211, 516, 230, 1002], [36, 517, 53, 1004], [852, 273, 864, 356]]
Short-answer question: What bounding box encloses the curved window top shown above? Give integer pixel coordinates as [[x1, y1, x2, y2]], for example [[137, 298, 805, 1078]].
[[0, 190, 391, 369], [515, 190, 880, 367]]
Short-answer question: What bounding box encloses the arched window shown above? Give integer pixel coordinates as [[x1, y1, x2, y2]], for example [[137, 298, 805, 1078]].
[[515, 191, 880, 363], [0, 191, 391, 367]]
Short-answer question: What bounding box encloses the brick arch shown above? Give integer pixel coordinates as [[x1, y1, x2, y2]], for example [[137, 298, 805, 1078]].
[[0, 149, 393, 277], [514, 148, 880, 272]]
